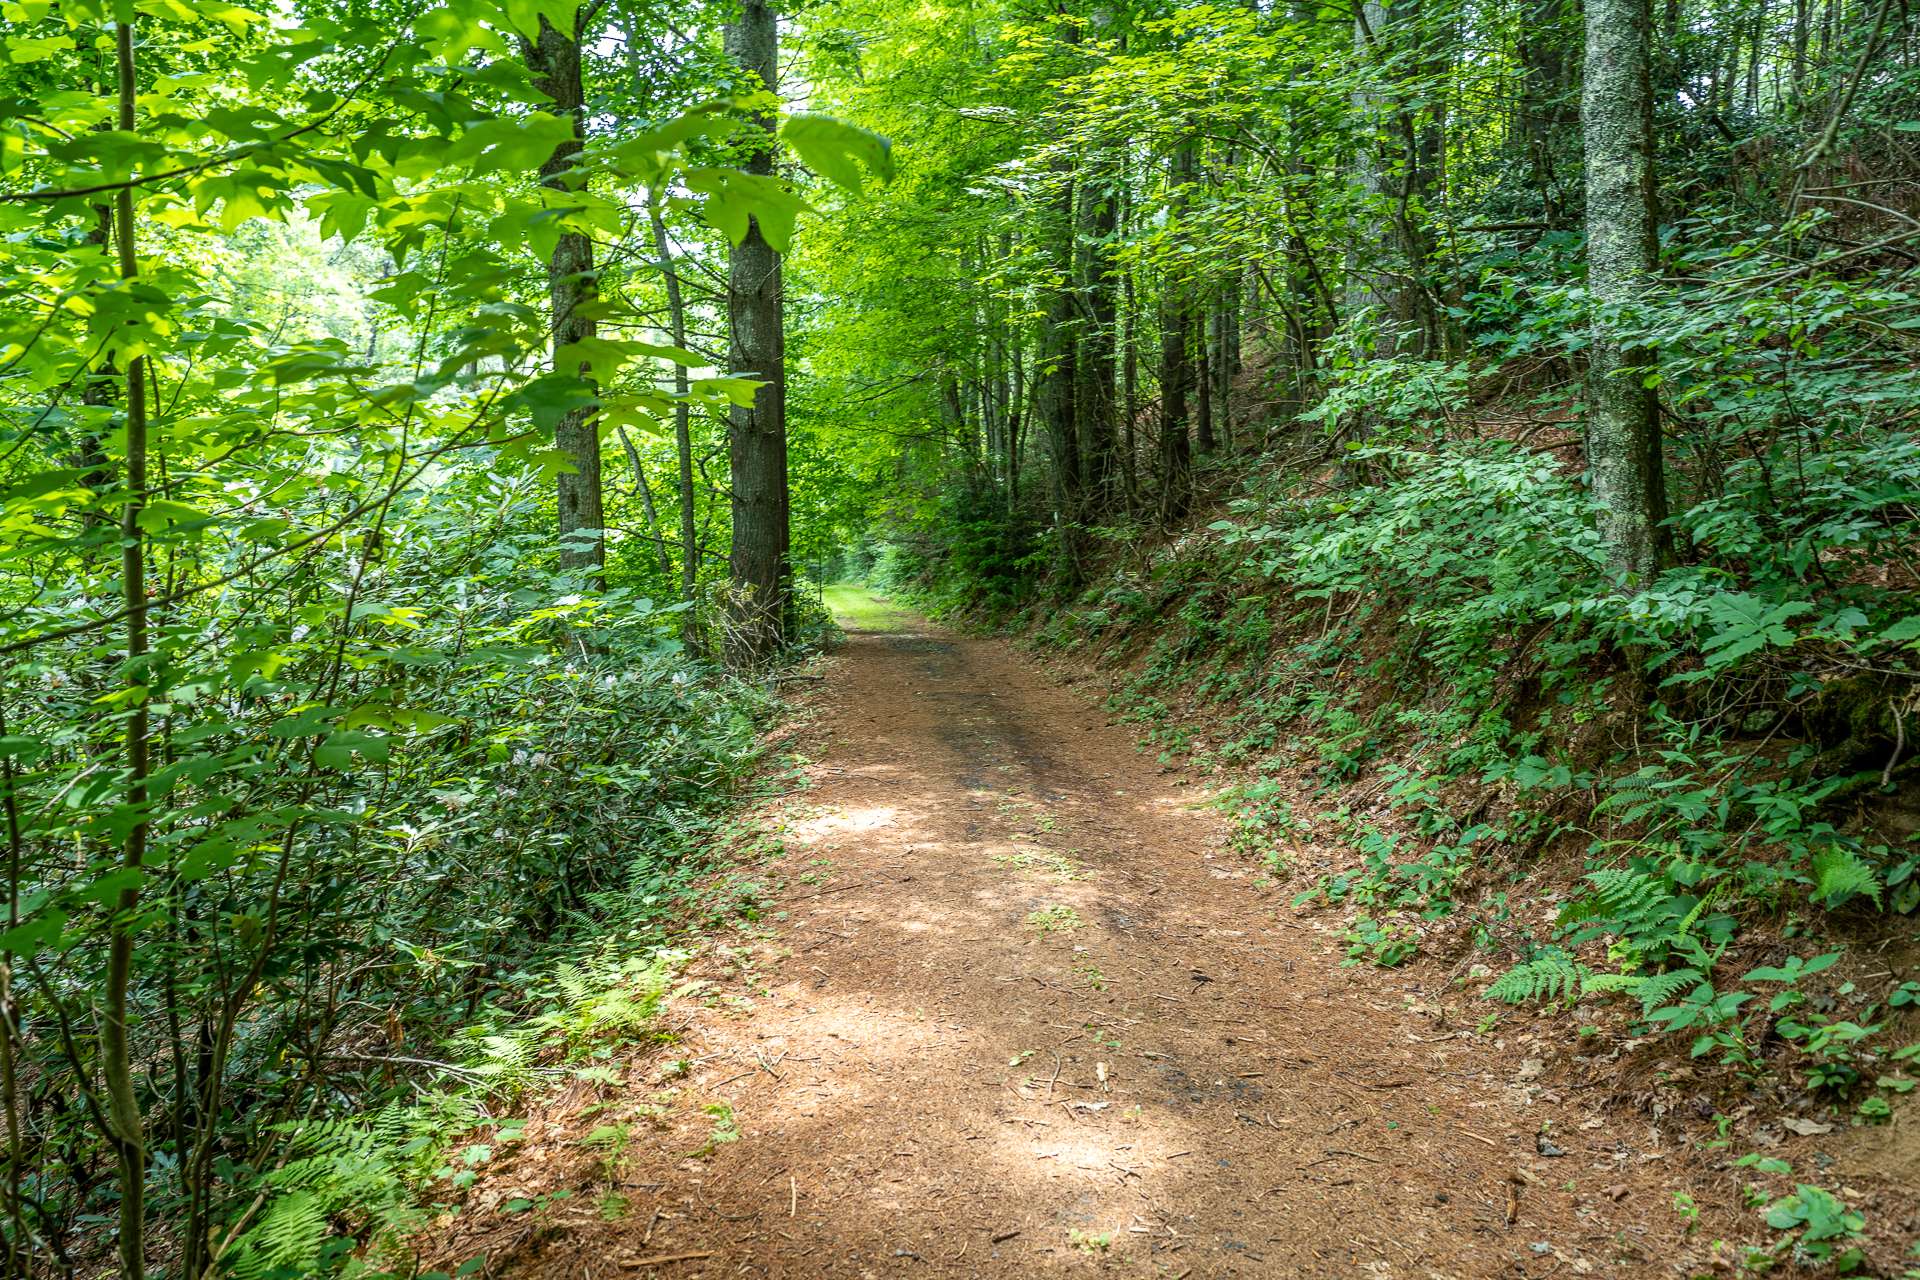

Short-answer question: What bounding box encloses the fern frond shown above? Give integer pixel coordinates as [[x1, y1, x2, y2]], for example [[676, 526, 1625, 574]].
[[229, 1191, 328, 1278], [1586, 868, 1668, 914], [1812, 847, 1882, 908], [1487, 951, 1588, 1004], [1582, 967, 1705, 1015]]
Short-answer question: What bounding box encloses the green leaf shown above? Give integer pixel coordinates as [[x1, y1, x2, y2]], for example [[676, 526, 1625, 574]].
[[1877, 614, 1920, 646], [0, 910, 66, 957], [448, 114, 576, 176], [314, 730, 390, 770], [781, 114, 895, 192], [683, 167, 809, 251]]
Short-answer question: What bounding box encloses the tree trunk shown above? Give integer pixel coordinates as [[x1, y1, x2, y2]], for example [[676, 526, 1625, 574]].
[[1519, 0, 1575, 223], [1120, 191, 1140, 512], [647, 201, 700, 607], [1076, 163, 1119, 513], [1582, 0, 1671, 579], [1350, 0, 1400, 354], [525, 8, 605, 586], [725, 0, 790, 662], [1211, 299, 1235, 450], [1042, 170, 1081, 567], [1158, 140, 1197, 523], [105, 21, 150, 1278], [1194, 309, 1214, 453], [620, 427, 676, 580]]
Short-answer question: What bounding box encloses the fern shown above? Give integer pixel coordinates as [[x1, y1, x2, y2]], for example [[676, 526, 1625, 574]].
[[1557, 866, 1721, 971], [1811, 847, 1882, 908], [232, 1191, 328, 1279], [1487, 950, 1589, 1004], [1587, 868, 1671, 916], [225, 1104, 461, 1279], [1584, 967, 1706, 1015]]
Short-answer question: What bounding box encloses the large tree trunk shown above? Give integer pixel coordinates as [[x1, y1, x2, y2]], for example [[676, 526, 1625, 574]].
[[1582, 0, 1671, 579], [525, 8, 605, 585], [725, 0, 790, 662]]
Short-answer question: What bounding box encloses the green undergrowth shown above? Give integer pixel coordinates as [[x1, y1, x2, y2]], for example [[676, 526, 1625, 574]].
[[875, 420, 1920, 1271], [188, 616, 799, 1280]]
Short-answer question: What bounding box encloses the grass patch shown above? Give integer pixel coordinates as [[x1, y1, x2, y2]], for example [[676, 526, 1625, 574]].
[[821, 584, 915, 633]]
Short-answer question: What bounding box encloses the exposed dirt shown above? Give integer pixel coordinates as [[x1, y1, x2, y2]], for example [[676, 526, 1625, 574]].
[[434, 598, 1757, 1279]]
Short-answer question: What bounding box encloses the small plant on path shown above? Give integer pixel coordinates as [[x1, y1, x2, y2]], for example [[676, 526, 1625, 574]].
[[1026, 904, 1083, 934]]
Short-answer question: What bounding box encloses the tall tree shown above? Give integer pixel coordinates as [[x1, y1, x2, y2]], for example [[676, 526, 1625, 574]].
[[1041, 165, 1082, 560], [525, 7, 608, 586], [649, 200, 700, 607], [103, 27, 151, 1277], [1157, 138, 1197, 522], [1349, 0, 1400, 352], [1076, 164, 1119, 511], [726, 0, 792, 660], [1518, 0, 1577, 223], [1582, 0, 1672, 577]]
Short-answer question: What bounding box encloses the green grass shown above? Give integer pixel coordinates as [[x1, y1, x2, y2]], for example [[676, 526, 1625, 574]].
[[821, 584, 915, 633]]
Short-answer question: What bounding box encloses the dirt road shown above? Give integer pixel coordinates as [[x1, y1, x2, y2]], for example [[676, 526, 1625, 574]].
[[460, 596, 1717, 1278]]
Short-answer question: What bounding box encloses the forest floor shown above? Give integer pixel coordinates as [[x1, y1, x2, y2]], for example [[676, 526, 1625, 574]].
[[433, 592, 1754, 1279]]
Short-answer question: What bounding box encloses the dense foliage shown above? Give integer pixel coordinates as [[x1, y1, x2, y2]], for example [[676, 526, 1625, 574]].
[[808, 0, 1920, 1268], [5, 0, 1920, 1266], [0, 0, 888, 1273]]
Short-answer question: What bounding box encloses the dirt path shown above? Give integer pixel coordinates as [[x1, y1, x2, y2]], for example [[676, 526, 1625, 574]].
[[456, 597, 1723, 1278]]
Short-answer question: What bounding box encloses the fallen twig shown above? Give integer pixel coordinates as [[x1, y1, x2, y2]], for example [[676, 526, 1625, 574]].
[[622, 1251, 713, 1269]]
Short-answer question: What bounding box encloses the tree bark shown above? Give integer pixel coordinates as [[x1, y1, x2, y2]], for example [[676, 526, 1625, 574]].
[[1042, 169, 1081, 566], [646, 202, 700, 607], [725, 0, 790, 662], [105, 21, 150, 1278], [1076, 163, 1119, 513], [525, 9, 606, 586], [1157, 140, 1197, 523], [1582, 0, 1671, 579]]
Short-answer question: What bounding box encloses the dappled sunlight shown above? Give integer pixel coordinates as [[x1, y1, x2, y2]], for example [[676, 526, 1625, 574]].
[[787, 804, 904, 843], [679, 979, 1223, 1266]]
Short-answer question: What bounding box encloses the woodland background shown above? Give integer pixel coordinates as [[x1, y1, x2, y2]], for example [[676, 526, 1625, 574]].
[[2, 0, 1919, 1271]]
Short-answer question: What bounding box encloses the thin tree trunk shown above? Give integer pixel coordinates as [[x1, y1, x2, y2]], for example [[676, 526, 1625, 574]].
[[1212, 300, 1235, 450], [1076, 162, 1119, 513], [620, 428, 676, 580], [1043, 169, 1081, 566], [104, 20, 149, 1278], [725, 0, 790, 662], [1009, 329, 1025, 506], [1158, 140, 1197, 523], [525, 9, 605, 586], [647, 201, 699, 606], [1122, 264, 1139, 510], [1520, 0, 1574, 223], [1195, 308, 1214, 453], [1350, 0, 1399, 354], [1583, 0, 1672, 578]]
